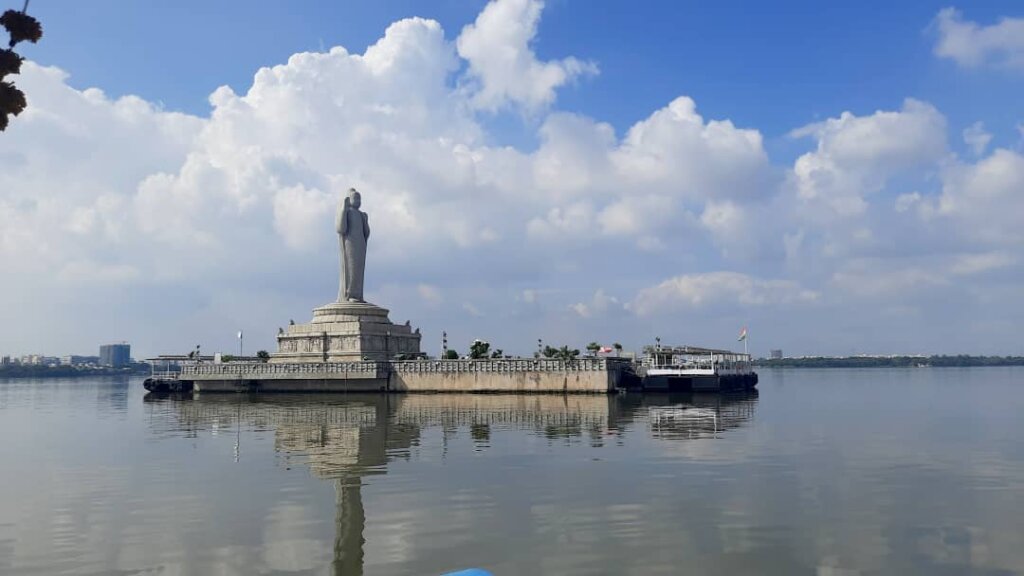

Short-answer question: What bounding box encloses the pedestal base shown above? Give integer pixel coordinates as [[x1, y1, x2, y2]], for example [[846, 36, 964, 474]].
[[270, 301, 422, 363]]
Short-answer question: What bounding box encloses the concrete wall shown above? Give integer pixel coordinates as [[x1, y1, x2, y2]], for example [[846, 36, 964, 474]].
[[389, 369, 615, 393], [185, 359, 627, 394], [194, 378, 389, 393]]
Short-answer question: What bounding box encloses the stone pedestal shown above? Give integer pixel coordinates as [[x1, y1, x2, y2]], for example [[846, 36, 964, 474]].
[[271, 301, 421, 363]]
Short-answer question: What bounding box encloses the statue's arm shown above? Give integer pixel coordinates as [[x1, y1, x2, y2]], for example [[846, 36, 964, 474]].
[[338, 207, 349, 236], [363, 212, 370, 239]]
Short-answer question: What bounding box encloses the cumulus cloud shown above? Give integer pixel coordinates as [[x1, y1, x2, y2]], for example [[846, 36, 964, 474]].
[[629, 272, 819, 317], [935, 149, 1024, 246], [2, 0, 1023, 356], [779, 99, 952, 268], [456, 0, 597, 112], [790, 99, 947, 217], [933, 8, 1024, 71]]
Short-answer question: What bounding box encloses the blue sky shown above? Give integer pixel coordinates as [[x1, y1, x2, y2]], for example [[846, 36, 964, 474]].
[[24, 1, 1022, 146], [2, 0, 1024, 358]]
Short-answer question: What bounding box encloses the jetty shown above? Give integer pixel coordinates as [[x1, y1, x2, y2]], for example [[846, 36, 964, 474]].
[[181, 357, 633, 394]]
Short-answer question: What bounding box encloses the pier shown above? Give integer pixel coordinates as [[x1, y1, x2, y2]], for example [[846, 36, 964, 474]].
[[181, 357, 634, 394]]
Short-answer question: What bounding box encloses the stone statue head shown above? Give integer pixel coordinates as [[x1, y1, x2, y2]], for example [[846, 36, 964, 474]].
[[347, 188, 361, 209]]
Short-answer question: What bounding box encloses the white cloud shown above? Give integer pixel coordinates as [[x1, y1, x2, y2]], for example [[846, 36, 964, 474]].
[[894, 192, 922, 213], [935, 149, 1024, 246], [949, 252, 1016, 276], [629, 272, 819, 317], [519, 289, 538, 304], [781, 100, 950, 266], [570, 289, 621, 319], [933, 8, 1024, 71], [963, 121, 993, 156], [2, 1, 1024, 357], [272, 185, 335, 251], [790, 99, 946, 217], [456, 0, 597, 112], [830, 261, 948, 299], [417, 284, 444, 307], [612, 97, 771, 202]]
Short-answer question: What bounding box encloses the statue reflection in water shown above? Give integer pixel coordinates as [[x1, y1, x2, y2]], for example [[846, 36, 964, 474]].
[[150, 391, 758, 574]]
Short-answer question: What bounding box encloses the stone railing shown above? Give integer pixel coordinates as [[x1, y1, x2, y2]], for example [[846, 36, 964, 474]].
[[181, 358, 625, 379], [183, 361, 387, 379], [391, 358, 613, 373]]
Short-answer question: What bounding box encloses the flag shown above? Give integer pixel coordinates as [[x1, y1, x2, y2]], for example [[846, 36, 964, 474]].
[[237, 331, 243, 339], [738, 327, 748, 342], [598, 346, 613, 354]]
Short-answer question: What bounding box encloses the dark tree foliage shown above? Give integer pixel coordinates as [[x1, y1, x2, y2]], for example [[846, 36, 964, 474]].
[[468, 339, 491, 359], [0, 48, 22, 76], [1, 3, 42, 132], [0, 80, 25, 112], [542, 345, 580, 360], [1, 9, 41, 47]]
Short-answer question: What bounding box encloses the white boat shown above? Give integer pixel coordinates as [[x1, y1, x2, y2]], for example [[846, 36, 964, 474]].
[[640, 345, 757, 391]]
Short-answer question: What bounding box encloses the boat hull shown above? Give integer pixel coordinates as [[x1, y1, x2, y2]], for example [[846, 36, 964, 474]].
[[641, 372, 757, 392], [142, 377, 193, 393]]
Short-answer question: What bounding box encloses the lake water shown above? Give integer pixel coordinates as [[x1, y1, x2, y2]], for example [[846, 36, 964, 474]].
[[1, 367, 1022, 575]]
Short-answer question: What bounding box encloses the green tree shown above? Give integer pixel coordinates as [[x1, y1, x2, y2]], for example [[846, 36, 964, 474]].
[[469, 339, 490, 359], [1, 2, 43, 132], [444, 349, 459, 360], [256, 350, 271, 362], [613, 342, 623, 356], [490, 348, 504, 359], [586, 341, 601, 356], [543, 345, 579, 360]]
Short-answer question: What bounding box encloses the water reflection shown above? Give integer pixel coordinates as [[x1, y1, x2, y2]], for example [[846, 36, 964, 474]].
[[6, 371, 1024, 574], [144, 392, 758, 575]]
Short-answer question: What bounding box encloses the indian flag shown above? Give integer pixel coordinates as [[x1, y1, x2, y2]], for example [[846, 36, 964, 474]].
[[738, 327, 748, 342]]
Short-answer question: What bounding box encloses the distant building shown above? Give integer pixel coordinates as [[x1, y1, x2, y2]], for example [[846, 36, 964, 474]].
[[0, 355, 9, 366], [770, 349, 783, 359], [61, 355, 100, 366], [99, 343, 131, 368]]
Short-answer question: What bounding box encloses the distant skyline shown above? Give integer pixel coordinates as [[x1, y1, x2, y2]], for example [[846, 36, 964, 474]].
[[2, 0, 1023, 358]]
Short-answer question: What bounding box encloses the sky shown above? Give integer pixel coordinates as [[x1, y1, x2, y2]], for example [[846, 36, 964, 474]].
[[2, 0, 1023, 359]]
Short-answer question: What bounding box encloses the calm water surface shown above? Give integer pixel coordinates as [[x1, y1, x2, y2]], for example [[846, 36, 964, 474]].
[[1, 368, 1022, 575]]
